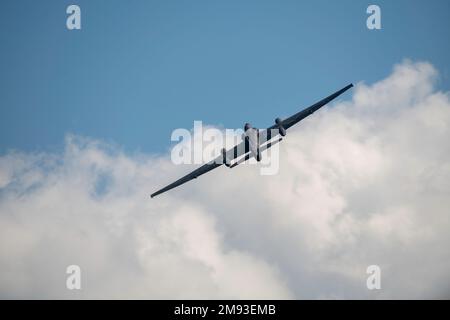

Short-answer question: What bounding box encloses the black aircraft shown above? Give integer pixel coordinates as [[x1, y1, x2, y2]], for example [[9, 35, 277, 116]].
[[151, 84, 353, 198]]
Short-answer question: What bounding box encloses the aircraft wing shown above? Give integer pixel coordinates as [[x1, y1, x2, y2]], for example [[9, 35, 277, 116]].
[[151, 139, 249, 198], [150, 162, 221, 198], [268, 83, 353, 131]]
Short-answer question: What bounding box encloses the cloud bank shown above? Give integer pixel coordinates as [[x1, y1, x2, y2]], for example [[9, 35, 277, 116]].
[[0, 60, 449, 299]]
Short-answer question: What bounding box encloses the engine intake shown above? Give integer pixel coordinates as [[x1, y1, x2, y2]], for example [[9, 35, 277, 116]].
[[275, 118, 286, 136]]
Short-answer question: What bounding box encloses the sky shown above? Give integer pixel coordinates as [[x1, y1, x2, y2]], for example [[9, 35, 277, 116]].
[[0, 1, 450, 299], [1, 60, 449, 299], [1, 0, 450, 154]]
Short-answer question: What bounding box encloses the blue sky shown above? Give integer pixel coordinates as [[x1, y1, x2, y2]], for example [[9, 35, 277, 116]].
[[1, 0, 449, 154]]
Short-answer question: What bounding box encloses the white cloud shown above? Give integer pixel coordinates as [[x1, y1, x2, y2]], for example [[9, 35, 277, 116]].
[[0, 60, 449, 299]]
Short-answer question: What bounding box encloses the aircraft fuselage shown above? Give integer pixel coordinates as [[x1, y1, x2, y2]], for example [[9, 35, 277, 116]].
[[244, 125, 261, 162]]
